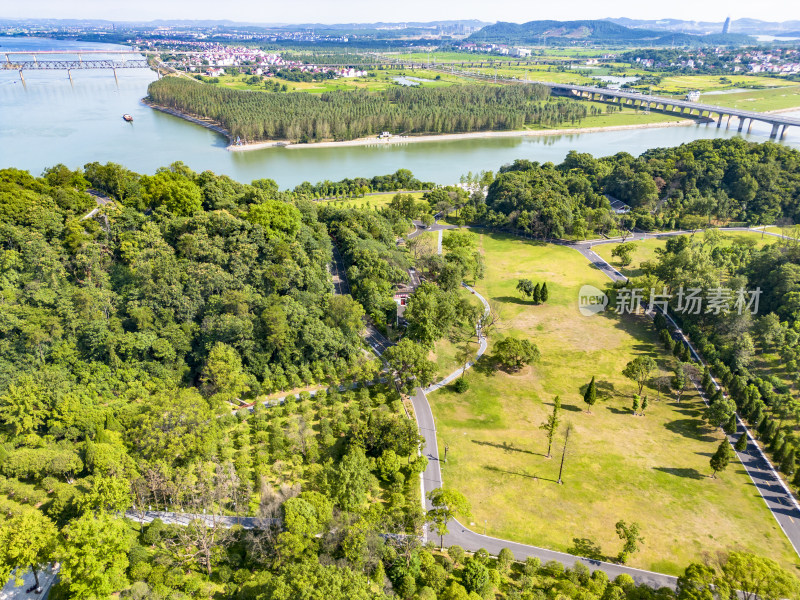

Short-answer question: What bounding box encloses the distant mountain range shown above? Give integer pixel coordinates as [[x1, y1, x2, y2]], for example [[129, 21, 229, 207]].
[[607, 18, 800, 35], [0, 17, 489, 31], [467, 19, 753, 46]]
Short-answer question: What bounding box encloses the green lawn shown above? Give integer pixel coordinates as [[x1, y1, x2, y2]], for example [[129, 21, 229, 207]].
[[318, 191, 425, 211], [692, 85, 800, 112], [653, 75, 794, 94], [428, 233, 797, 574]]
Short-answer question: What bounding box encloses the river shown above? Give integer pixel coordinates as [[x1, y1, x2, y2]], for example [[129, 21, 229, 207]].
[[2, 36, 799, 188]]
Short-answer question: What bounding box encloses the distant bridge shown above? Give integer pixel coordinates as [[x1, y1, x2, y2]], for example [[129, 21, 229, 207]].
[[542, 82, 799, 140], [3, 59, 150, 70]]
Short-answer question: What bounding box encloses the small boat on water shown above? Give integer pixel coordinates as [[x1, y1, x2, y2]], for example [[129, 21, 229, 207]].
[[122, 114, 133, 122]]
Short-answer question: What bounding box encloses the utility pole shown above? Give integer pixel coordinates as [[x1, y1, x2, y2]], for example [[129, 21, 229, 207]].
[[557, 424, 572, 485]]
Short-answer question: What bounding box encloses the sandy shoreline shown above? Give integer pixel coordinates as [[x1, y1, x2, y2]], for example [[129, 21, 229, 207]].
[[142, 99, 799, 153], [226, 119, 699, 152]]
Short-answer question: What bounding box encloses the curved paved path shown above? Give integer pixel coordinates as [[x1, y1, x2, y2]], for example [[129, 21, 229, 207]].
[[410, 226, 800, 588]]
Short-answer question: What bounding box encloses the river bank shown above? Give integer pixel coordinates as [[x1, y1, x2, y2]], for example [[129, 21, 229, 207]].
[[141, 99, 233, 141], [142, 98, 800, 154], [227, 119, 701, 152]]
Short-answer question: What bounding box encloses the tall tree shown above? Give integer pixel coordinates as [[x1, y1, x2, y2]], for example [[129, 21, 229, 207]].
[[516, 279, 534, 299], [540, 282, 549, 303], [615, 520, 644, 564], [0, 511, 58, 592], [384, 339, 437, 389], [58, 512, 132, 599], [622, 356, 657, 396], [427, 488, 471, 549], [710, 441, 733, 479], [583, 376, 598, 413], [557, 423, 572, 485], [672, 364, 687, 402], [539, 396, 562, 458]]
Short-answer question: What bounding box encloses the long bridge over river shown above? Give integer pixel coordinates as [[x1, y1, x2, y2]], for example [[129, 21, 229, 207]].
[[543, 81, 798, 140]]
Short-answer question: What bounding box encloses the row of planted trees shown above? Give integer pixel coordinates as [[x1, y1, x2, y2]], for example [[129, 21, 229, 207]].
[[147, 77, 590, 143]]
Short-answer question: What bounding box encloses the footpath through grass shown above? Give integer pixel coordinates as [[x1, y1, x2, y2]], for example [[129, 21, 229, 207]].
[[429, 232, 797, 575]]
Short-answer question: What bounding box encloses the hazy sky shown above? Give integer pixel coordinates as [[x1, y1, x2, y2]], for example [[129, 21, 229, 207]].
[[4, 0, 800, 24]]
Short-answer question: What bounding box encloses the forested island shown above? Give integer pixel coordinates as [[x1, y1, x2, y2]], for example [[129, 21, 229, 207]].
[[2, 138, 800, 597], [146, 78, 589, 144]]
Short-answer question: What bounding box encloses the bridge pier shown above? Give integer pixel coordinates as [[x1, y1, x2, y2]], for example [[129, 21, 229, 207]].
[[67, 69, 73, 83], [781, 125, 789, 140], [18, 69, 25, 85], [748, 119, 754, 133], [770, 123, 780, 139], [737, 117, 744, 132], [717, 114, 723, 128], [113, 67, 118, 84], [726, 114, 732, 129]]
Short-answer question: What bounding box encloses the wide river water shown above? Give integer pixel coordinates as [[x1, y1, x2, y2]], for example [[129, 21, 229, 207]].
[[2, 37, 799, 187]]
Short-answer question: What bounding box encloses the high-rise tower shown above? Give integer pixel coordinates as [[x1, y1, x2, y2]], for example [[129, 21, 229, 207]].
[[722, 17, 731, 34]]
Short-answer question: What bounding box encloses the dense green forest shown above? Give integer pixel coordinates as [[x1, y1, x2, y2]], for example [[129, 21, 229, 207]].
[[2, 143, 800, 598], [146, 77, 588, 143], [449, 139, 800, 239]]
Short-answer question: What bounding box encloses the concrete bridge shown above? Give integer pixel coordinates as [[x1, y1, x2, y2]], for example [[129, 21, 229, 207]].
[[542, 82, 799, 140]]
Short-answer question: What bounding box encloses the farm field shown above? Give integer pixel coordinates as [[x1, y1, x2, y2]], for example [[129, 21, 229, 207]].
[[428, 232, 797, 574]]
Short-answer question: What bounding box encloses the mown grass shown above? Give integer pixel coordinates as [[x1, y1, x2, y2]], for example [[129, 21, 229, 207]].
[[428, 233, 798, 574], [317, 191, 426, 211]]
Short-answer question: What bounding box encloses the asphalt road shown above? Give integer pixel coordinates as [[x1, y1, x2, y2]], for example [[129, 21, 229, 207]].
[[329, 241, 392, 357]]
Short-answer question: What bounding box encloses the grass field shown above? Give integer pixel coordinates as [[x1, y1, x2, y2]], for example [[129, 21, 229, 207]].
[[651, 75, 795, 94], [316, 191, 426, 211], [429, 232, 798, 574], [690, 85, 800, 112], [206, 68, 472, 94], [593, 230, 778, 278]]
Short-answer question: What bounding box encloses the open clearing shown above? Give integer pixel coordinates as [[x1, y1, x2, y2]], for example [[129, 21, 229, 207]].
[[428, 232, 797, 575]]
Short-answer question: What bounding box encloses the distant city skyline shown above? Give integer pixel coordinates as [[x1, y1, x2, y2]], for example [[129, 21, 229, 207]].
[[3, 0, 800, 26]]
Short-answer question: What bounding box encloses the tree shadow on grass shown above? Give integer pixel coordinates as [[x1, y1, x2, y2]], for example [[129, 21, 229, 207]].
[[665, 419, 717, 443], [472, 439, 545, 457], [567, 538, 606, 562], [561, 403, 583, 413], [654, 467, 707, 480], [484, 465, 558, 483], [606, 406, 632, 415], [492, 295, 536, 306]]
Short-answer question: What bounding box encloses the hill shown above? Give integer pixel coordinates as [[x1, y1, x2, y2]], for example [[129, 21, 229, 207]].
[[468, 19, 752, 46]]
